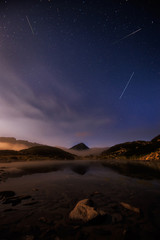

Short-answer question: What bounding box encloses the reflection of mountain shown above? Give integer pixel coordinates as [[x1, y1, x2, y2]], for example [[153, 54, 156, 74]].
[[71, 165, 89, 175], [0, 137, 41, 150], [101, 135, 160, 160]]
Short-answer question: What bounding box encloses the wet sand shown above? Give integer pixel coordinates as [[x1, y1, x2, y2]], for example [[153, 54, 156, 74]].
[[0, 160, 160, 239]]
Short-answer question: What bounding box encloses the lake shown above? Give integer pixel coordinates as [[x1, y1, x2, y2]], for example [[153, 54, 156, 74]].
[[0, 160, 160, 240]]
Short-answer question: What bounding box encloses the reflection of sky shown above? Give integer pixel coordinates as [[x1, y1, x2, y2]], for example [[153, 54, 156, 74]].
[[0, 1, 159, 147]]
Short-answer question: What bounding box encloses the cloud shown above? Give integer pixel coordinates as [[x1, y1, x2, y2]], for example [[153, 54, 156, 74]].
[[75, 131, 91, 138], [0, 55, 112, 146], [0, 142, 27, 151]]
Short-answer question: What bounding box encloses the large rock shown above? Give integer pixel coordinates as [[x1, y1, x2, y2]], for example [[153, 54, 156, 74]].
[[69, 199, 105, 223]]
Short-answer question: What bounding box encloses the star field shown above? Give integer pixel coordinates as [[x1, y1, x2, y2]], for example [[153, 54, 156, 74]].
[[0, 0, 159, 147]]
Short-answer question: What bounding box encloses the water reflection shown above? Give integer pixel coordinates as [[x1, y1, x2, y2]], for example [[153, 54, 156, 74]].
[[1, 160, 160, 181], [71, 164, 89, 175], [0, 160, 94, 180]]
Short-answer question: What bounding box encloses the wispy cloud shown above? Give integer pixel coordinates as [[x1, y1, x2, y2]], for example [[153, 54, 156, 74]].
[[75, 131, 91, 138], [0, 56, 112, 146]]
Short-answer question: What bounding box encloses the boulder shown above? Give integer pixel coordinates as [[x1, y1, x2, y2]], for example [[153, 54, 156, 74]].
[[69, 199, 106, 223]]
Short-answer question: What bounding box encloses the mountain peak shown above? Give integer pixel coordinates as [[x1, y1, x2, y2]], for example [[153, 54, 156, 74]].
[[70, 143, 89, 151]]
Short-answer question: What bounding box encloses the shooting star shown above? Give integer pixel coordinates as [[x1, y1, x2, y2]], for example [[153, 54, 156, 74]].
[[119, 72, 134, 99], [113, 28, 142, 45], [26, 16, 34, 35]]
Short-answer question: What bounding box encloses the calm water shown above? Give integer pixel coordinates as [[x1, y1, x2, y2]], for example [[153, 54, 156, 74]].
[[0, 160, 160, 207], [0, 160, 160, 239]]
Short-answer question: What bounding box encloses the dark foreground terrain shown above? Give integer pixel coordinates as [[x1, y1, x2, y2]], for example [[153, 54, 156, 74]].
[[0, 160, 160, 240]]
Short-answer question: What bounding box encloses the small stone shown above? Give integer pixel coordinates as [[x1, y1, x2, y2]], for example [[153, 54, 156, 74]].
[[25, 235, 34, 240], [3, 195, 31, 206], [32, 188, 39, 192], [90, 191, 100, 196], [120, 202, 140, 214], [111, 213, 123, 223], [55, 237, 60, 240], [0, 191, 15, 200], [39, 217, 47, 223], [73, 225, 80, 229], [123, 229, 127, 235]]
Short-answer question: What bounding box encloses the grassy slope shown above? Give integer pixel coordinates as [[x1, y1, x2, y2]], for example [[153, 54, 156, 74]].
[[101, 140, 160, 160], [20, 146, 75, 160]]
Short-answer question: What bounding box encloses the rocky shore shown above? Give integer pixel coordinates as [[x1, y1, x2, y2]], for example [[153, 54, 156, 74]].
[[0, 189, 160, 240]]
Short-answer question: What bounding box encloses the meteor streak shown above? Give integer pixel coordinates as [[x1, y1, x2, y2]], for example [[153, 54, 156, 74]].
[[113, 28, 142, 45], [119, 72, 134, 99], [26, 16, 34, 35]]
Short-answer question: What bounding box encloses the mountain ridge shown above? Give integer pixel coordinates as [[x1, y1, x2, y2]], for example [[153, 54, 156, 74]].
[[0, 135, 160, 160]]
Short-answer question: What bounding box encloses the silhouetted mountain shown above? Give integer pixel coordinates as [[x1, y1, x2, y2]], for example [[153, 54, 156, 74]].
[[20, 146, 75, 160], [70, 143, 89, 151], [0, 150, 18, 156], [60, 146, 109, 157], [101, 136, 160, 160], [151, 134, 160, 142]]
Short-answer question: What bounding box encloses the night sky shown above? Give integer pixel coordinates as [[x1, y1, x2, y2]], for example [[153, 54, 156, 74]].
[[0, 0, 159, 147]]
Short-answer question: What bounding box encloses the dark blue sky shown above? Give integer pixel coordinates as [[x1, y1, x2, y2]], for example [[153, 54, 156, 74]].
[[0, 0, 159, 147]]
